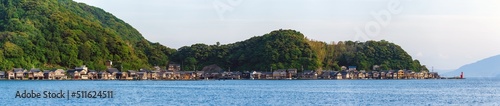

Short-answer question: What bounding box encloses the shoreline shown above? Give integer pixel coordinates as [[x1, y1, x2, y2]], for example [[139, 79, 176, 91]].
[[0, 78, 463, 81]]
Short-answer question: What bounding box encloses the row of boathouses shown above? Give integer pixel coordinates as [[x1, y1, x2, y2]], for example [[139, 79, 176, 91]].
[[0, 65, 440, 80]]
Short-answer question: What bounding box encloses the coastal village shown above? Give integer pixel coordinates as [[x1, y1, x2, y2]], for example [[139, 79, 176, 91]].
[[0, 60, 441, 80]]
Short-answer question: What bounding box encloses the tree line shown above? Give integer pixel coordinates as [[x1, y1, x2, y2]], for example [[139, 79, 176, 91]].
[[170, 29, 427, 73], [0, 0, 427, 73]]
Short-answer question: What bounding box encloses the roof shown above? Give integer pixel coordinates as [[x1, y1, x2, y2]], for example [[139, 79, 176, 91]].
[[13, 68, 24, 73], [30, 68, 41, 72], [66, 69, 77, 73], [201, 64, 223, 72], [168, 64, 180, 66], [107, 68, 120, 73], [139, 69, 151, 72], [128, 70, 137, 73], [137, 72, 146, 75]]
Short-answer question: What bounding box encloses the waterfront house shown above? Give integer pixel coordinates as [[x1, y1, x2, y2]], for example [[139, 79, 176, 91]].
[[242, 71, 251, 79], [348, 66, 357, 71], [166, 71, 174, 80], [121, 71, 129, 80], [300, 70, 317, 80], [163, 71, 173, 80], [29, 68, 44, 80], [231, 71, 242, 79], [28, 68, 37, 80], [156, 71, 166, 80], [331, 71, 340, 79], [66, 69, 80, 80], [252, 71, 262, 79], [76, 66, 89, 80], [44, 71, 51, 80], [196, 71, 205, 79], [14, 68, 25, 80], [419, 71, 428, 79], [137, 71, 147, 80], [43, 69, 63, 80], [99, 71, 110, 80], [272, 69, 286, 79], [336, 71, 348, 80], [7, 70, 15, 80], [366, 71, 374, 79], [406, 71, 416, 79], [319, 71, 335, 79], [341, 66, 347, 70], [178, 71, 195, 80], [0, 71, 5, 79], [141, 69, 153, 80], [105, 60, 113, 68], [377, 71, 388, 79], [128, 70, 137, 80], [34, 70, 44, 80], [372, 71, 382, 79], [335, 71, 342, 79], [172, 72, 181, 79], [358, 70, 366, 79], [159, 71, 167, 80], [261, 72, 273, 79], [273, 69, 297, 79], [220, 71, 233, 79], [424, 71, 430, 79], [88, 70, 98, 80], [349, 70, 357, 79], [164, 71, 175, 80], [429, 72, 439, 79], [107, 68, 120, 80], [397, 70, 405, 79], [54, 69, 67, 80], [168, 64, 181, 72], [385, 71, 394, 79], [151, 71, 161, 80], [287, 69, 298, 78]]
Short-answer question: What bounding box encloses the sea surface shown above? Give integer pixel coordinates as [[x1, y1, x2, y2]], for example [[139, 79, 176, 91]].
[[1, 78, 500, 105]]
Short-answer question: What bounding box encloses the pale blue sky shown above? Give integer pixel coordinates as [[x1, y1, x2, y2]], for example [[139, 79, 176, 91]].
[[74, 0, 500, 71]]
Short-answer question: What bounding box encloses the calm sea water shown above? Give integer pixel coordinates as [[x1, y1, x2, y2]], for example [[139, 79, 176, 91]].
[[1, 78, 500, 105]]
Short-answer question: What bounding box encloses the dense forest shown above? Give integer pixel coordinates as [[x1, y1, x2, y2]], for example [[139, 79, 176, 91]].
[[0, 0, 427, 72], [0, 0, 175, 71], [171, 29, 428, 72]]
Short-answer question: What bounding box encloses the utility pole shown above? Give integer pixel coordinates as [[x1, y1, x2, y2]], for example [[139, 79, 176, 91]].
[[270, 66, 272, 72], [301, 65, 304, 73]]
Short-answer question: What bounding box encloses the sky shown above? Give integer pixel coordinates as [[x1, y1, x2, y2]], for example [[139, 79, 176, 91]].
[[73, 0, 500, 72]]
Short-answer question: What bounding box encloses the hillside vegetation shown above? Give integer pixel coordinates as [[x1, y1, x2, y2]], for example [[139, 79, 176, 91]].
[[172, 29, 427, 72], [0, 0, 426, 72], [0, 0, 175, 70]]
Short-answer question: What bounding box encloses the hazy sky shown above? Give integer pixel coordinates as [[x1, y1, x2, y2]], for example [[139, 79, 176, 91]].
[[73, 0, 500, 71]]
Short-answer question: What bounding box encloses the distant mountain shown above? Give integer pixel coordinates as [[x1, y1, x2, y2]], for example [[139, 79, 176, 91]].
[[446, 55, 500, 77]]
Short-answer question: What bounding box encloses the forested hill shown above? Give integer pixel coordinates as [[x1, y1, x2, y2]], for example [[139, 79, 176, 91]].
[[172, 29, 428, 72], [0, 0, 175, 70], [0, 0, 426, 72]]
